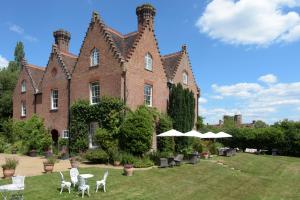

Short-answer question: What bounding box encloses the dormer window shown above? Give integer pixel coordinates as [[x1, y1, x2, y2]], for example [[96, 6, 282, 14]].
[[144, 53, 152, 71], [183, 72, 188, 85], [90, 48, 99, 67], [21, 80, 26, 93]]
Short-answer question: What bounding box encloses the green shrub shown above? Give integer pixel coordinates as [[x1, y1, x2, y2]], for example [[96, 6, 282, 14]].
[[0, 136, 7, 153], [156, 114, 174, 152], [44, 156, 58, 164], [133, 156, 154, 168], [58, 138, 68, 148], [209, 142, 223, 155], [1, 158, 19, 170], [94, 128, 117, 152], [119, 107, 154, 156], [85, 149, 109, 163], [192, 140, 203, 153], [121, 152, 137, 165]]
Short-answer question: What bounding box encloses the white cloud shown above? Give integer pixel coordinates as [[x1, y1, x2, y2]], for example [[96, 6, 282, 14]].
[[199, 97, 208, 104], [8, 23, 38, 42], [24, 35, 38, 42], [9, 24, 24, 34], [258, 74, 278, 84], [212, 83, 262, 97], [0, 55, 9, 69], [202, 73, 300, 124], [211, 95, 224, 100], [196, 0, 300, 46]]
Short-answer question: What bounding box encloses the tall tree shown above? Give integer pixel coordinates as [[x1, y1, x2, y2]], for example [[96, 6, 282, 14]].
[[14, 42, 25, 66], [0, 42, 24, 129], [168, 83, 195, 151]]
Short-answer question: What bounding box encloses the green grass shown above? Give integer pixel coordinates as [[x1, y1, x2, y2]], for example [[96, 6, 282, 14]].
[[1, 153, 300, 200]]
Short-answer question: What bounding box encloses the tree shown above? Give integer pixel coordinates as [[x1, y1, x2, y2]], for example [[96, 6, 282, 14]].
[[168, 83, 195, 151], [0, 41, 25, 129], [14, 42, 25, 67], [196, 116, 205, 131], [254, 120, 268, 128]]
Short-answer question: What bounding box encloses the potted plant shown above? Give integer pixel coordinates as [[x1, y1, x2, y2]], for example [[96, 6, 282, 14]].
[[112, 152, 122, 166], [58, 138, 69, 160], [2, 158, 19, 179], [123, 164, 134, 176], [69, 156, 80, 168], [43, 156, 58, 173], [202, 151, 209, 159]]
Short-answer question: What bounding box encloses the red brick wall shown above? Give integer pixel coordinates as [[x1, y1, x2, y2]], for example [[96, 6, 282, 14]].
[[13, 67, 36, 120], [38, 54, 69, 135], [172, 53, 199, 119], [71, 22, 123, 104], [126, 28, 169, 113]]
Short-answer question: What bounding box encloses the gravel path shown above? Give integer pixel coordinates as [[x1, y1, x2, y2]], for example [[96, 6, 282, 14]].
[[0, 153, 124, 177]]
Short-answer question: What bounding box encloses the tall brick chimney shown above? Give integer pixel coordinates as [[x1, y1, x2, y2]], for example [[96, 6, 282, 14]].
[[53, 29, 71, 52], [136, 4, 156, 32]]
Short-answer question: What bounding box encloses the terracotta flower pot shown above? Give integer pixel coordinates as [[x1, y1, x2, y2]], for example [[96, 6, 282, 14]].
[[202, 153, 209, 159], [3, 168, 15, 179], [124, 165, 134, 176], [43, 163, 54, 173], [114, 161, 121, 166]]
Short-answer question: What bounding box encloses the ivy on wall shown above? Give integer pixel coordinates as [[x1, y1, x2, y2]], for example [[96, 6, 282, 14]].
[[69, 97, 126, 153]]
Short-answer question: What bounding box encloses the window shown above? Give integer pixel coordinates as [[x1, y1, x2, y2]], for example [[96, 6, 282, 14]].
[[90, 82, 100, 104], [89, 122, 98, 148], [90, 48, 99, 67], [144, 53, 153, 71], [183, 72, 188, 85], [62, 130, 69, 138], [51, 89, 58, 110], [144, 84, 153, 106], [21, 80, 26, 93], [21, 101, 26, 117]]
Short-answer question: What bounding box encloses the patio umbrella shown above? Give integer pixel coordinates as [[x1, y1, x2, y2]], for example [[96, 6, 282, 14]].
[[201, 132, 218, 139], [215, 131, 232, 138], [157, 129, 184, 137], [184, 130, 204, 138]]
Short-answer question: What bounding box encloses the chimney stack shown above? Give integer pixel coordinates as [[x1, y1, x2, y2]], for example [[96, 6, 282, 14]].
[[136, 4, 156, 32], [53, 29, 71, 52]]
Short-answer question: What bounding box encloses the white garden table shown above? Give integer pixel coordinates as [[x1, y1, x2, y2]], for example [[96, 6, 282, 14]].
[[0, 184, 24, 200], [79, 174, 94, 184]]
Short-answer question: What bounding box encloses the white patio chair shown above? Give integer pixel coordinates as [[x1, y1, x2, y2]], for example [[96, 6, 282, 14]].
[[96, 170, 108, 192], [0, 176, 25, 200], [78, 175, 90, 198], [59, 172, 71, 194], [70, 168, 79, 187]]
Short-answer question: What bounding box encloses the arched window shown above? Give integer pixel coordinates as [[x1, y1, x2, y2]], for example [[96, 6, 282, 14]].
[[183, 71, 188, 85], [21, 80, 26, 93], [144, 53, 152, 71], [90, 48, 99, 67]]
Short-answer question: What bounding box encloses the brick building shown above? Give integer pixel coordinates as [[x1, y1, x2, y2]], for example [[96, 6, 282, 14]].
[[13, 4, 200, 149]]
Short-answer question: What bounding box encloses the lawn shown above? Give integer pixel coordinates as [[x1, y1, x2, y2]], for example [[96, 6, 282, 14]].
[[1, 153, 300, 200]]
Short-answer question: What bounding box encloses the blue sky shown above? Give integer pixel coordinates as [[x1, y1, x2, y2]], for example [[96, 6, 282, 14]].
[[1, 0, 300, 124]]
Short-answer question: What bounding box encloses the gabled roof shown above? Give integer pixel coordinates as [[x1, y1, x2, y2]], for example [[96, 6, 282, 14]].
[[161, 51, 182, 80], [21, 60, 45, 93], [60, 51, 78, 74], [106, 27, 138, 59]]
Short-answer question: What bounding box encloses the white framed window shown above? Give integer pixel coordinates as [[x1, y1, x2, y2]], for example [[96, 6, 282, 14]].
[[62, 130, 69, 138], [21, 101, 26, 117], [90, 82, 100, 105], [183, 72, 188, 85], [89, 122, 98, 148], [51, 89, 58, 110], [21, 80, 26, 93], [144, 84, 153, 107], [90, 48, 99, 67], [144, 53, 153, 71]]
